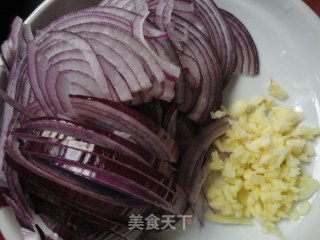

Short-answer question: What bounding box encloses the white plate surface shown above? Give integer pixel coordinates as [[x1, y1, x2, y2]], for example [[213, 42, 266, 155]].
[[1, 0, 320, 240]]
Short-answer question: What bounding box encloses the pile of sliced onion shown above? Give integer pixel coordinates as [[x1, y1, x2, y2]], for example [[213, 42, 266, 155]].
[[0, 0, 259, 239]]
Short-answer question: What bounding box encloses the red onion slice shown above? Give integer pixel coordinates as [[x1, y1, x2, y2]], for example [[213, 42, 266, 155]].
[[1, 17, 33, 71], [0, 56, 30, 169], [70, 96, 178, 162], [17, 118, 154, 164], [21, 139, 186, 214], [178, 117, 230, 192], [67, 23, 168, 84], [17, 133, 173, 177], [222, 10, 259, 76], [171, 16, 223, 122], [5, 140, 148, 215], [99, 0, 149, 15], [27, 43, 55, 116], [25, 193, 144, 240], [35, 30, 112, 96], [39, 157, 185, 214]]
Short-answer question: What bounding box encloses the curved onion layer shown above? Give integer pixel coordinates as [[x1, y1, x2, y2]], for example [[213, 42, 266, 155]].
[[0, 55, 29, 169], [173, 16, 222, 123], [0, 0, 260, 239], [14, 129, 173, 177], [188, 0, 236, 84], [16, 118, 154, 164], [28, 5, 180, 110], [0, 17, 33, 72], [29, 195, 144, 240], [221, 10, 259, 76], [28, 143, 170, 180], [70, 96, 178, 162], [10, 167, 146, 240], [6, 140, 149, 212], [3, 161, 60, 239], [13, 118, 187, 211], [178, 117, 230, 192], [27, 154, 185, 214]]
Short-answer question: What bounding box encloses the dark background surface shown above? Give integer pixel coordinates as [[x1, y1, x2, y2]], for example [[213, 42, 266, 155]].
[[0, 0, 43, 42], [305, 0, 320, 15]]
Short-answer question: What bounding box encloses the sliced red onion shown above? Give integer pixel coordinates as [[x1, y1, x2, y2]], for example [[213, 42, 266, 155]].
[[100, 0, 132, 9], [0, 56, 29, 170], [94, 55, 133, 102], [144, 28, 169, 40], [188, 156, 211, 221], [20, 227, 41, 240], [99, 0, 149, 15], [5, 140, 149, 217], [131, 100, 163, 125], [22, 143, 186, 214], [47, 159, 184, 214], [0, 88, 32, 119], [19, 134, 172, 177], [21, 178, 153, 221], [157, 79, 175, 102], [29, 44, 58, 116], [26, 140, 172, 182], [51, 12, 132, 33], [34, 5, 180, 83], [172, 16, 223, 122], [57, 70, 101, 97], [0, 17, 29, 70], [17, 118, 154, 164], [154, 0, 167, 31], [3, 162, 39, 233], [175, 116, 198, 152], [33, 203, 143, 240], [82, 31, 154, 92], [190, 0, 236, 84], [70, 96, 178, 162], [34, 7, 136, 39], [23, 189, 138, 230], [28, 30, 116, 117], [21, 101, 47, 120], [173, 0, 194, 12], [88, 37, 150, 93], [178, 117, 230, 192], [176, 81, 196, 114], [147, 0, 189, 47], [41, 59, 96, 107], [66, 23, 168, 84], [222, 10, 259, 76], [162, 103, 177, 137], [12, 63, 34, 110], [178, 52, 201, 89], [146, 38, 183, 103]]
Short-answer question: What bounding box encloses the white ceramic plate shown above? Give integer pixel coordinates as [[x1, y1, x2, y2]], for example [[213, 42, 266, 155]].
[[1, 0, 320, 239]]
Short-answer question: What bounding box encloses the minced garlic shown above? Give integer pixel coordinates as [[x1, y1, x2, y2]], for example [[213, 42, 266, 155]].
[[206, 97, 320, 238], [268, 79, 288, 100]]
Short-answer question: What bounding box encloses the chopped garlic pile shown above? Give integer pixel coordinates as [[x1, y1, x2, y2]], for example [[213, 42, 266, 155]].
[[205, 97, 320, 237]]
